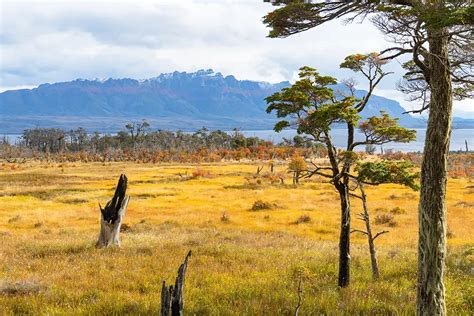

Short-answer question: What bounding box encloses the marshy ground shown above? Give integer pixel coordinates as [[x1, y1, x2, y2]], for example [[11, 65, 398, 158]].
[[0, 161, 473, 314]]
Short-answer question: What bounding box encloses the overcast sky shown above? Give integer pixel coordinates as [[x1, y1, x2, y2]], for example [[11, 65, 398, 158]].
[[1, 0, 472, 116]]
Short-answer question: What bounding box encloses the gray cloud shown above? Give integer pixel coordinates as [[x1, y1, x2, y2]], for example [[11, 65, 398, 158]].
[[1, 0, 472, 113]]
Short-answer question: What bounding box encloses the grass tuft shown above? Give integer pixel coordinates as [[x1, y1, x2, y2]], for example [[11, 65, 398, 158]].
[[0, 280, 44, 296]]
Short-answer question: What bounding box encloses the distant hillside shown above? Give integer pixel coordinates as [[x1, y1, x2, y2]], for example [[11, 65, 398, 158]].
[[1, 69, 469, 133]]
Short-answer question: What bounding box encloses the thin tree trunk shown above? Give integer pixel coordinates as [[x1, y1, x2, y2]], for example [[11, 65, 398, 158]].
[[337, 184, 351, 287], [294, 272, 303, 316], [360, 184, 379, 279], [417, 27, 452, 316]]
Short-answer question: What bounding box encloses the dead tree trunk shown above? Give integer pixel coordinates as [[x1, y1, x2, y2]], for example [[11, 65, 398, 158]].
[[161, 250, 192, 316], [290, 170, 302, 185], [351, 183, 388, 280], [96, 174, 130, 248]]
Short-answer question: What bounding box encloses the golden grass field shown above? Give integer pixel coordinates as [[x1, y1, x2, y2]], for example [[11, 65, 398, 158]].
[[0, 161, 473, 314]]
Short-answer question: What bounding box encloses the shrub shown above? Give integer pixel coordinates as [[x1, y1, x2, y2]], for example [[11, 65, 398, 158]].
[[63, 198, 88, 204], [120, 223, 132, 232], [390, 207, 406, 214], [7, 215, 21, 223], [0, 280, 43, 296], [250, 200, 276, 211], [375, 213, 397, 227], [288, 156, 307, 172], [221, 211, 230, 223], [295, 214, 311, 224], [447, 227, 455, 239], [191, 168, 211, 178]]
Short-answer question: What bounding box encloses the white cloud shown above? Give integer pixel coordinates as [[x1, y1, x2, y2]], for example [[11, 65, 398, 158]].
[[1, 0, 472, 115]]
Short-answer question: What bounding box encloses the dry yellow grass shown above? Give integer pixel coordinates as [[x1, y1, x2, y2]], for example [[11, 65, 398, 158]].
[[0, 161, 472, 314]]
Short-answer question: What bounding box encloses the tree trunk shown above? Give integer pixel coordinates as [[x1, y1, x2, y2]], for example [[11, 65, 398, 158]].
[[417, 27, 452, 316], [360, 184, 379, 279], [337, 184, 351, 287], [96, 174, 130, 248]]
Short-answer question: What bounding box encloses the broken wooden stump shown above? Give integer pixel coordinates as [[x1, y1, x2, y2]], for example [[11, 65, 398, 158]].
[[96, 174, 130, 248], [161, 250, 192, 316]]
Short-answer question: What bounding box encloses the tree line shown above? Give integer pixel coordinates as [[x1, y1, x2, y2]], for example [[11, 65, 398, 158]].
[[0, 125, 323, 162], [16, 126, 299, 153]]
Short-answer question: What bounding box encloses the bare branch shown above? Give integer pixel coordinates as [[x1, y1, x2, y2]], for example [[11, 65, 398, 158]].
[[351, 229, 368, 235], [294, 272, 303, 316], [373, 230, 390, 241]]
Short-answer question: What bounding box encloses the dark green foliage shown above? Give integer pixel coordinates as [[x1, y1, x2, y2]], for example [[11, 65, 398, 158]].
[[266, 67, 360, 138], [357, 112, 417, 147], [356, 160, 420, 190], [264, 1, 473, 36]]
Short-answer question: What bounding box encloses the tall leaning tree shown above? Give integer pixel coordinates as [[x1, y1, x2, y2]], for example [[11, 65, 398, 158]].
[[263, 1, 473, 314]]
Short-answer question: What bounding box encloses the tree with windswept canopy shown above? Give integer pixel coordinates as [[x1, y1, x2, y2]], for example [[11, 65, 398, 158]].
[[263, 1, 473, 313], [266, 54, 416, 288]]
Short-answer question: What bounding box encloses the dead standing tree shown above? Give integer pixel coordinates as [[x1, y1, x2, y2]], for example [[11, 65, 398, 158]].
[[350, 182, 388, 279], [351, 161, 420, 279], [96, 174, 130, 248], [161, 250, 192, 316]]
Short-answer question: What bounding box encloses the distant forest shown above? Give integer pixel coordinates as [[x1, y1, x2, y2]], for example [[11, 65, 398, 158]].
[[0, 120, 324, 162]]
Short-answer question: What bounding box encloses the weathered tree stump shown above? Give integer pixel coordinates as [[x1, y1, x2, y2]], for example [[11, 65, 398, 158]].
[[96, 174, 130, 248], [161, 250, 192, 316]]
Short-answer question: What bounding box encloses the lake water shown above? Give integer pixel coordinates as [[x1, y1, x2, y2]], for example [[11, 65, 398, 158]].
[[3, 128, 473, 153], [243, 128, 473, 153]]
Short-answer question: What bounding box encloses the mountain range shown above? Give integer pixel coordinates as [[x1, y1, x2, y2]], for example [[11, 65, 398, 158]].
[[0, 69, 472, 133]]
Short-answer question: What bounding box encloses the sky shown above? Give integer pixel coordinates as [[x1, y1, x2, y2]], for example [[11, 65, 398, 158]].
[[1, 0, 472, 117]]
